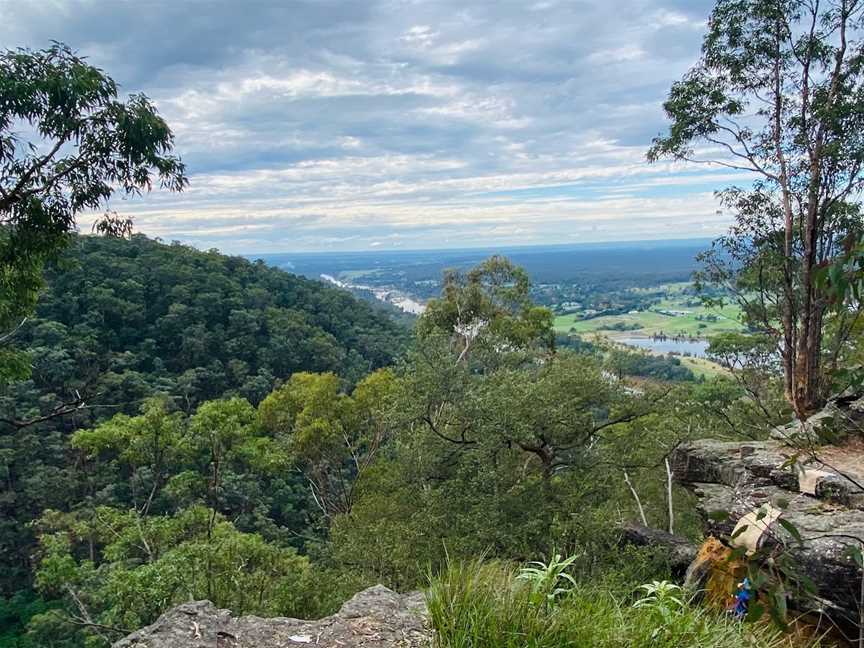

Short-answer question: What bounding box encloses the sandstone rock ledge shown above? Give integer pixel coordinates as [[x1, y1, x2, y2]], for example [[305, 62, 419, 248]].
[[112, 585, 430, 648], [671, 439, 864, 625]]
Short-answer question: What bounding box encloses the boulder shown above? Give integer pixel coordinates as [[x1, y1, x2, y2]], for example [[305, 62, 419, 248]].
[[112, 585, 429, 648], [671, 438, 864, 626], [618, 523, 699, 575]]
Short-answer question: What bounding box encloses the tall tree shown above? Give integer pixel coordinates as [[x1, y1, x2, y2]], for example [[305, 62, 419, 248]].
[[649, 0, 864, 417], [0, 43, 187, 376], [418, 255, 554, 362], [258, 369, 398, 519]]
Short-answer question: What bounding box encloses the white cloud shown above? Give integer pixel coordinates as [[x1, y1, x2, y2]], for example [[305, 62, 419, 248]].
[[401, 25, 438, 48], [0, 0, 727, 252]]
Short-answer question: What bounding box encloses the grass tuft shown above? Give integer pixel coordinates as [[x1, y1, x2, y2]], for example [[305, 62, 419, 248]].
[[426, 558, 814, 648]]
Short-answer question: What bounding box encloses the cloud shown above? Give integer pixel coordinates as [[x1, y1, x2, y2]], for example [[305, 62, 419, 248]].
[[0, 0, 734, 253]]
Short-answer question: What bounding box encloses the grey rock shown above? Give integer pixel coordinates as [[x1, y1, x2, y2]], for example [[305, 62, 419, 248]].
[[112, 585, 429, 648], [671, 439, 864, 625], [770, 391, 864, 444], [618, 523, 699, 575]]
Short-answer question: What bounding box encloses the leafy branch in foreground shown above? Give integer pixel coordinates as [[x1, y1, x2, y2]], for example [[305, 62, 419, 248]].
[[0, 42, 187, 379]]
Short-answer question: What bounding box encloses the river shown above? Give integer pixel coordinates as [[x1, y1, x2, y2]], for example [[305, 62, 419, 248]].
[[320, 274, 426, 315], [617, 337, 710, 357]]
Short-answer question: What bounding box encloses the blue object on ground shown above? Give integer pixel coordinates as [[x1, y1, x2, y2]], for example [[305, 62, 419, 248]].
[[733, 577, 751, 617]]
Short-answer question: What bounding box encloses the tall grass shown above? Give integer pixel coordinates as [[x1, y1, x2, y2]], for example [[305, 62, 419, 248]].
[[426, 558, 811, 648]]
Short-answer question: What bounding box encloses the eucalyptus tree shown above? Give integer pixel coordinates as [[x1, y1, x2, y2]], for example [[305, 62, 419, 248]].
[[649, 0, 864, 417], [410, 257, 658, 470], [258, 369, 399, 519], [418, 255, 555, 362], [0, 43, 187, 379]]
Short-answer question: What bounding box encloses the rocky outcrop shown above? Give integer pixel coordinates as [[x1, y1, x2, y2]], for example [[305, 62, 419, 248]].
[[671, 438, 864, 625], [619, 523, 699, 575], [112, 585, 429, 648], [771, 391, 864, 445]]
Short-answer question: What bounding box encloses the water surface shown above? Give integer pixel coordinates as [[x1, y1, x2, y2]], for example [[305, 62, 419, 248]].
[[618, 337, 709, 357]]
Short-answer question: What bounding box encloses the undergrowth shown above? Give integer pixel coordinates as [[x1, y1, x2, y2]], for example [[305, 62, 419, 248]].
[[426, 558, 815, 648]]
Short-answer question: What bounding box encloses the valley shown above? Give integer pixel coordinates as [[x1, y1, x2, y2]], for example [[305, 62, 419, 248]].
[[4, 2, 864, 644], [257, 246, 741, 370]]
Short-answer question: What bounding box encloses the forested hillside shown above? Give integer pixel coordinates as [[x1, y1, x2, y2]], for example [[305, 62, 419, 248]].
[[5, 2, 864, 644], [0, 248, 794, 648], [33, 234, 407, 401], [0, 234, 408, 640]]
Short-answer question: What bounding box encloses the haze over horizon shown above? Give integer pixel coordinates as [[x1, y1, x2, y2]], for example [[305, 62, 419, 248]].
[[248, 235, 716, 259], [0, 0, 750, 254]]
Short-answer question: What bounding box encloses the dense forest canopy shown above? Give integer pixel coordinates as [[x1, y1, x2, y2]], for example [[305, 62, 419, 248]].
[[0, 234, 785, 648], [2, 3, 864, 646], [0, 234, 409, 642], [30, 234, 407, 403]]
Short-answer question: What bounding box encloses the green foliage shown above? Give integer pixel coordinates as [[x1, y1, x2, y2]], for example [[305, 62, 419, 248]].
[[0, 234, 407, 597], [419, 255, 554, 356], [666, 371, 790, 441], [186, 397, 260, 463], [259, 372, 350, 463], [30, 506, 314, 646], [632, 580, 687, 627], [818, 238, 864, 390], [427, 559, 795, 648], [0, 590, 52, 648], [650, 0, 864, 415], [73, 398, 184, 467], [606, 346, 697, 382], [27, 234, 407, 407], [323, 260, 716, 591], [0, 43, 187, 382], [258, 369, 398, 517], [0, 249, 832, 647], [0, 346, 30, 385], [9, 391, 319, 646], [22, 373, 412, 646], [515, 552, 578, 610], [326, 339, 700, 589]]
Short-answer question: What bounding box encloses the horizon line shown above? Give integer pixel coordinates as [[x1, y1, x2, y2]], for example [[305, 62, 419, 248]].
[[241, 235, 717, 259]]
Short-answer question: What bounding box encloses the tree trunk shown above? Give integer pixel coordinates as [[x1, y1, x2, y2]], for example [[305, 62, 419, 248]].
[[665, 458, 675, 535], [791, 117, 828, 419], [623, 470, 648, 526], [792, 301, 825, 419], [774, 20, 800, 411]]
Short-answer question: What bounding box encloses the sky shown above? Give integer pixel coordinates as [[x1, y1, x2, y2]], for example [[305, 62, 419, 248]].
[[0, 0, 750, 253]]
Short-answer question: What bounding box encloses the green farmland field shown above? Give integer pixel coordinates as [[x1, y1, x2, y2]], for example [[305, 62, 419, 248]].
[[553, 286, 743, 338]]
